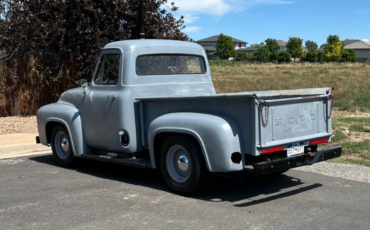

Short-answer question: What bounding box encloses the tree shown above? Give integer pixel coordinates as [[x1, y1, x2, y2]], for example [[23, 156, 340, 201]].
[[205, 49, 210, 56], [188, 38, 196, 43], [305, 40, 318, 51], [235, 53, 250, 61], [250, 42, 264, 48], [0, 0, 187, 115], [341, 49, 357, 62], [277, 51, 292, 63], [216, 34, 236, 60], [347, 49, 358, 62], [0, 0, 187, 80], [253, 47, 270, 62], [265, 38, 279, 61], [305, 49, 318, 62], [323, 35, 343, 62], [317, 51, 324, 62], [286, 37, 304, 61]]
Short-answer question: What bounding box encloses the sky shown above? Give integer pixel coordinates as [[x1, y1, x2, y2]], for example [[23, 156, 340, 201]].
[[171, 0, 370, 46]]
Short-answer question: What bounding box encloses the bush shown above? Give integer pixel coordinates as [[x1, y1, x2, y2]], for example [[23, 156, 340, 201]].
[[235, 53, 250, 61], [317, 51, 324, 62], [341, 49, 357, 62], [253, 47, 270, 62], [277, 51, 292, 63], [305, 49, 318, 62]]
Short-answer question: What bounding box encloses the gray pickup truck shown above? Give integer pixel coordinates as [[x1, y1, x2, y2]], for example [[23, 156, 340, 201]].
[[37, 39, 342, 194]]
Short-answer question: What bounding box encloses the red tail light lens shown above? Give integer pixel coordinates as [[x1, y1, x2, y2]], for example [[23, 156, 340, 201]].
[[261, 146, 284, 154], [309, 138, 329, 145]]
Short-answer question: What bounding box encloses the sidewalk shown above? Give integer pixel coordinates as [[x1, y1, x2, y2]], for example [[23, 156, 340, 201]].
[[0, 133, 50, 159]]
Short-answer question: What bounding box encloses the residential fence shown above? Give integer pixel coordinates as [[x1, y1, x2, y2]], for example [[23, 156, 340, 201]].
[[0, 51, 79, 117]]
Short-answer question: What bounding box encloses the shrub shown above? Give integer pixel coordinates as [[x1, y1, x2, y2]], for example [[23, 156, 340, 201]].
[[253, 47, 270, 62], [305, 49, 318, 62], [277, 51, 292, 63], [235, 53, 250, 61], [341, 49, 358, 62]]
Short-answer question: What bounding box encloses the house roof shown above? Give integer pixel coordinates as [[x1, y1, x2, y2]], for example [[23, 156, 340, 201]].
[[277, 40, 287, 46], [342, 40, 358, 46], [201, 46, 216, 52], [343, 40, 370, 50], [197, 35, 247, 44]]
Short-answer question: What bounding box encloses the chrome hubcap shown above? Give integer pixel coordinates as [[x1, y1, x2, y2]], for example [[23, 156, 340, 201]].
[[166, 145, 192, 183], [54, 131, 70, 160], [61, 138, 69, 152], [177, 155, 189, 172]]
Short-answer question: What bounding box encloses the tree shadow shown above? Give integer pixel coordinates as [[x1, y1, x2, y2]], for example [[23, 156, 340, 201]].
[[29, 154, 322, 207]]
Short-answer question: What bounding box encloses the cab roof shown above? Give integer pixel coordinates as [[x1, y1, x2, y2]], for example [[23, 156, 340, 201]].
[[104, 39, 204, 52]]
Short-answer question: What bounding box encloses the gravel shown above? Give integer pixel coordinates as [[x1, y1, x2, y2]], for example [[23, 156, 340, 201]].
[[0, 116, 37, 134], [294, 162, 370, 184]]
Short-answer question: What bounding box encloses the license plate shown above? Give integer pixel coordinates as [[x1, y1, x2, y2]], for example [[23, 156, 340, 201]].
[[287, 142, 304, 157]]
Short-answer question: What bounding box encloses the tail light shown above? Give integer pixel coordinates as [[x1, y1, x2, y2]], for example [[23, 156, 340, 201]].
[[309, 138, 329, 145], [261, 146, 284, 154]]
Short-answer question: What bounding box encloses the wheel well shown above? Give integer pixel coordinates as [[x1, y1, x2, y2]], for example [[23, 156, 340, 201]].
[[45, 122, 67, 144], [153, 132, 204, 169]]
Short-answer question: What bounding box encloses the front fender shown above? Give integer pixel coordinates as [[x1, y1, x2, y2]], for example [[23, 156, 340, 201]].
[[148, 113, 244, 172], [37, 103, 90, 156]]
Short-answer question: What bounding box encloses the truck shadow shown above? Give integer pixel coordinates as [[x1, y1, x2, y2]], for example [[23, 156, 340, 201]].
[[29, 154, 322, 207], [194, 171, 322, 207]]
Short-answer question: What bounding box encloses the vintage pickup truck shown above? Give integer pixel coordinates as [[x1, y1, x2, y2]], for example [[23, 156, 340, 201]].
[[37, 40, 342, 194]]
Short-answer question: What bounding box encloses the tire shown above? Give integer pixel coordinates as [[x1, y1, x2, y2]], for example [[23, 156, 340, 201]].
[[160, 135, 210, 195], [51, 125, 76, 167]]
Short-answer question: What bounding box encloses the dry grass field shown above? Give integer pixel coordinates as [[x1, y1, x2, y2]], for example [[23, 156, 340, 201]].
[[211, 62, 370, 166], [211, 61, 370, 112]]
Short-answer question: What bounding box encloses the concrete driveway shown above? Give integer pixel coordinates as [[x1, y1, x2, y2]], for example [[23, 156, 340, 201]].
[[1, 154, 369, 230], [0, 133, 49, 159]]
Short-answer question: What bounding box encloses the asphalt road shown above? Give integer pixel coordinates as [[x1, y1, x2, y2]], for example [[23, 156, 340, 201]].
[[1, 154, 369, 230]]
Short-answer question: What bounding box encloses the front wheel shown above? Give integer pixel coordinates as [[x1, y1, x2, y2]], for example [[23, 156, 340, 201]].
[[51, 125, 76, 167], [160, 135, 210, 195]]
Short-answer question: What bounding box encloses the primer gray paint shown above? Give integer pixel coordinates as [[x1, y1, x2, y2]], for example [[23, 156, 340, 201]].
[[37, 39, 334, 172]]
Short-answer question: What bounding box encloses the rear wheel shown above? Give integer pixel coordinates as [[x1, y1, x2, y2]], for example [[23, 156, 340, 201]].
[[160, 135, 209, 195], [51, 125, 76, 167]]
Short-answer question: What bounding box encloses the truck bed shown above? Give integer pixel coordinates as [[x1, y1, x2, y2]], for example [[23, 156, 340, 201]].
[[137, 87, 333, 156]]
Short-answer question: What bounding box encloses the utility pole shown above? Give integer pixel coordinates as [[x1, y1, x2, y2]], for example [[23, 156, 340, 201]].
[[140, 0, 145, 39]]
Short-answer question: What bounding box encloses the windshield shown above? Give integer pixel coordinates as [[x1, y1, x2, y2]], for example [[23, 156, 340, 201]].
[[136, 54, 206, 76]]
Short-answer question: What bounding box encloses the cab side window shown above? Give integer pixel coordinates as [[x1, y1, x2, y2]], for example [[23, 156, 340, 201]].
[[94, 54, 120, 85]]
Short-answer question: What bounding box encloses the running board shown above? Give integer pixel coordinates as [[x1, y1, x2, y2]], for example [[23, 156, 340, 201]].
[[80, 154, 152, 169]]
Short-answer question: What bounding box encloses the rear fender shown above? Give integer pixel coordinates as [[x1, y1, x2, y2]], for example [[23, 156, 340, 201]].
[[148, 113, 244, 172]]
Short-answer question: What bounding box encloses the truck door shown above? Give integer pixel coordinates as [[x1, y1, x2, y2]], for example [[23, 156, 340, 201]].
[[79, 49, 122, 151]]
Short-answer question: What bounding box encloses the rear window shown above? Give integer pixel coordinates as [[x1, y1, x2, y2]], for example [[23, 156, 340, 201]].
[[136, 54, 206, 76]]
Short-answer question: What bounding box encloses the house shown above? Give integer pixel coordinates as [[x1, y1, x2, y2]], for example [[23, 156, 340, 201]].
[[343, 40, 370, 62], [236, 47, 258, 55], [277, 40, 287, 52], [236, 40, 288, 56], [197, 35, 247, 59]]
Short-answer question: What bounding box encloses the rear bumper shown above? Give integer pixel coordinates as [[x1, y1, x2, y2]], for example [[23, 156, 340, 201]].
[[253, 146, 342, 175]]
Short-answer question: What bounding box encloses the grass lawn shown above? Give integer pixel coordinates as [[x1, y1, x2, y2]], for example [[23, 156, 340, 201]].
[[210, 62, 370, 166]]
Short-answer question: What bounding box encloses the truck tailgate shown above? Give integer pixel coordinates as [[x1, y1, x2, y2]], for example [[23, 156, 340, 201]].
[[256, 94, 332, 149]]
